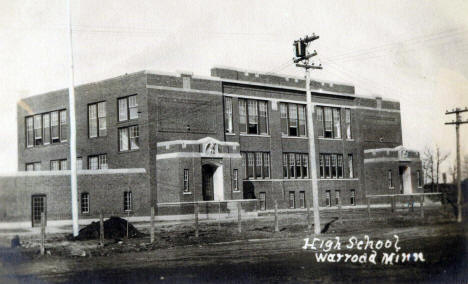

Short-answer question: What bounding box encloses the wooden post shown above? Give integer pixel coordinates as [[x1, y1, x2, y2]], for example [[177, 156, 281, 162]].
[[194, 202, 199, 238], [420, 195, 425, 218], [274, 200, 279, 232], [391, 195, 395, 213], [150, 206, 155, 243], [306, 200, 311, 231], [126, 211, 129, 239], [237, 202, 242, 233], [99, 210, 104, 247], [40, 212, 45, 255], [410, 195, 414, 212], [217, 202, 221, 230], [338, 200, 342, 224], [367, 197, 371, 219]]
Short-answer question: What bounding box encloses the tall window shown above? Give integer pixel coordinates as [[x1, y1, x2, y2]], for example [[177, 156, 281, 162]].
[[34, 115, 42, 145], [388, 170, 393, 188], [118, 95, 138, 122], [241, 152, 270, 179], [299, 191, 305, 209], [123, 191, 132, 212], [280, 103, 306, 137], [335, 190, 341, 206], [325, 190, 331, 207], [43, 113, 50, 145], [350, 189, 356, 206], [317, 106, 341, 138], [283, 153, 309, 179], [320, 154, 344, 179], [289, 191, 296, 209], [88, 154, 107, 170], [233, 169, 239, 191], [224, 97, 233, 133], [50, 159, 67, 171], [60, 110, 67, 142], [26, 117, 33, 147], [417, 170, 422, 188], [183, 169, 190, 192], [88, 102, 106, 138], [51, 111, 59, 143], [26, 162, 41, 171], [76, 157, 83, 170], [345, 108, 352, 139], [239, 99, 268, 135], [348, 154, 354, 178], [81, 193, 89, 214], [119, 125, 139, 151]]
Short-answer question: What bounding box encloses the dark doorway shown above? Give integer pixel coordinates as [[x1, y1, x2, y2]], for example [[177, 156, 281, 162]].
[[202, 164, 216, 201], [31, 195, 46, 227]]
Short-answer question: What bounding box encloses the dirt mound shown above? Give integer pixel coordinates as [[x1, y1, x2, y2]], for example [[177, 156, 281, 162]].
[[72, 216, 144, 241]]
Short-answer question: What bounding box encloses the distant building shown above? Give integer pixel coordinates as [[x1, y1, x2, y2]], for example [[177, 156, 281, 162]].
[[0, 66, 423, 224]]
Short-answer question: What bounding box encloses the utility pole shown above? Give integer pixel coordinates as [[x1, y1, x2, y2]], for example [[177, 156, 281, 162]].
[[445, 107, 468, 223], [67, 0, 79, 236], [293, 34, 322, 234]]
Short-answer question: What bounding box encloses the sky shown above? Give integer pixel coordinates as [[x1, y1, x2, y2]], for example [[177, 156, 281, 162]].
[[0, 0, 467, 175]]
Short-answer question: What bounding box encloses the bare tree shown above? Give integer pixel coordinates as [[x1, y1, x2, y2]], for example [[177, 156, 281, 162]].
[[462, 154, 468, 180], [449, 163, 458, 184], [422, 146, 435, 192], [435, 145, 450, 192]]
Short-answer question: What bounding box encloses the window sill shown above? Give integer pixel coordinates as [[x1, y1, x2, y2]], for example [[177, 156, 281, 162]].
[[319, 178, 359, 181], [281, 136, 308, 139], [225, 133, 236, 136], [183, 192, 192, 195], [26, 141, 68, 149], [240, 133, 270, 138], [232, 190, 241, 193], [318, 137, 342, 141], [88, 136, 107, 140], [118, 149, 140, 154]]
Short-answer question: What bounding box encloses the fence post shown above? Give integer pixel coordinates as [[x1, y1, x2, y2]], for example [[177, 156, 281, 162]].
[[420, 195, 425, 218], [195, 202, 199, 238], [391, 195, 395, 213], [410, 195, 414, 212], [217, 202, 221, 230], [306, 200, 311, 231], [237, 202, 242, 233], [40, 212, 45, 255], [274, 200, 279, 232], [126, 211, 129, 239], [99, 210, 104, 247], [150, 206, 155, 244], [338, 199, 343, 224], [367, 197, 371, 219]]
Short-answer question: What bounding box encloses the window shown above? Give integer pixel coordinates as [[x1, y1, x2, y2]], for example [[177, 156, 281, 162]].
[[43, 113, 50, 145], [283, 153, 309, 178], [317, 106, 341, 138], [345, 108, 352, 139], [350, 189, 356, 206], [417, 170, 422, 188], [241, 152, 270, 179], [183, 169, 190, 192], [123, 191, 132, 212], [26, 117, 33, 147], [239, 99, 268, 135], [88, 102, 107, 138], [299, 191, 305, 209], [241, 152, 247, 178], [50, 159, 67, 171], [224, 97, 233, 133], [51, 111, 59, 143], [280, 103, 307, 137], [337, 155, 343, 178], [320, 154, 344, 179], [335, 190, 341, 206], [76, 157, 82, 170], [325, 190, 331, 207], [26, 162, 41, 171], [118, 95, 138, 122], [331, 154, 337, 178], [388, 170, 393, 188], [88, 154, 107, 170], [348, 154, 354, 178], [60, 110, 67, 142], [119, 125, 139, 151], [259, 192, 266, 211], [81, 193, 89, 214], [233, 169, 239, 191], [34, 115, 42, 145], [289, 191, 296, 209]]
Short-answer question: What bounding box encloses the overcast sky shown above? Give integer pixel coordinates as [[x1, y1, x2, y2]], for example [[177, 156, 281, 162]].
[[1, 0, 467, 174]]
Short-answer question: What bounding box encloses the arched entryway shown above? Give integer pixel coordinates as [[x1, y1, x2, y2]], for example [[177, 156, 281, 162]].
[[202, 163, 224, 201]]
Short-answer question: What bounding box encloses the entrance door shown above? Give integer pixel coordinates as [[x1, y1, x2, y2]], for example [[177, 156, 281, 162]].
[[31, 195, 46, 227], [202, 164, 215, 201], [399, 166, 413, 194]]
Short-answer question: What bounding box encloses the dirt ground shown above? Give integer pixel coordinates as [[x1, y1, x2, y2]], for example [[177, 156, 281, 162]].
[[0, 208, 466, 283]]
